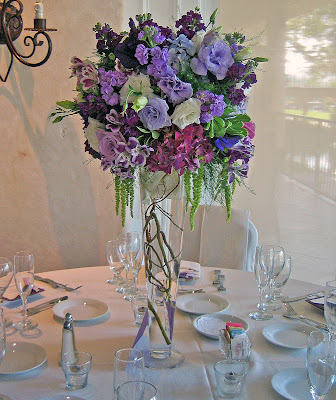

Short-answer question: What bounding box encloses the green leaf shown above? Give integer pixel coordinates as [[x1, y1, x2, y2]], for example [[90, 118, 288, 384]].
[[222, 106, 235, 117], [137, 127, 150, 133], [56, 100, 76, 110], [209, 120, 215, 138], [233, 114, 251, 122], [151, 130, 160, 139], [52, 116, 64, 123], [213, 116, 227, 137], [252, 57, 269, 62]]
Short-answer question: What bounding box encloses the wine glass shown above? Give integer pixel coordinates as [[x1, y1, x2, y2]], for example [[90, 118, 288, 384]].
[[106, 240, 125, 286], [307, 330, 335, 400], [116, 381, 158, 400], [0, 307, 12, 400], [273, 255, 292, 303], [324, 280, 336, 338], [249, 246, 273, 320], [13, 251, 38, 335], [125, 232, 142, 299], [260, 245, 285, 311], [0, 257, 14, 331], [113, 348, 145, 395], [115, 235, 131, 295]]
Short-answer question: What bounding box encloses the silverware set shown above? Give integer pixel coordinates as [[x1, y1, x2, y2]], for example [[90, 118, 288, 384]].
[[283, 302, 328, 331], [35, 275, 82, 291], [25, 296, 69, 316]]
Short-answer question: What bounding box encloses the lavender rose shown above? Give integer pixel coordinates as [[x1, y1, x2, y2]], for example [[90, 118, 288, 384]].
[[138, 98, 171, 131], [191, 34, 234, 80]]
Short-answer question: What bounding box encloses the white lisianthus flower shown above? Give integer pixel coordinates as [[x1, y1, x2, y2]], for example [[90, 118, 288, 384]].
[[191, 30, 206, 52], [119, 73, 154, 106], [171, 98, 201, 130], [84, 117, 105, 152]]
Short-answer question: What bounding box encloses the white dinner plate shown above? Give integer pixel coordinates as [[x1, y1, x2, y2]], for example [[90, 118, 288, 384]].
[[176, 293, 229, 315], [52, 298, 108, 322], [39, 396, 87, 400], [262, 321, 317, 349], [0, 342, 47, 375], [193, 313, 248, 339], [272, 368, 311, 400]]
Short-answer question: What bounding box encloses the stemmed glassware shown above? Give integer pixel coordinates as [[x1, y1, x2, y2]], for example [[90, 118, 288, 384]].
[[13, 251, 38, 335], [324, 280, 336, 338], [307, 330, 335, 400], [0, 257, 14, 332], [249, 245, 273, 320], [0, 307, 12, 400], [106, 239, 126, 286], [272, 255, 292, 303]]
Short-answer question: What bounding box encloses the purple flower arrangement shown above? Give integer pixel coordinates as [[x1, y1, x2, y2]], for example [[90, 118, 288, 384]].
[[52, 8, 267, 227]]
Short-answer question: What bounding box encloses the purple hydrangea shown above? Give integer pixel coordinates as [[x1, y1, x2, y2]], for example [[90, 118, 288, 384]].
[[99, 68, 128, 106], [158, 75, 193, 105], [147, 47, 174, 79], [196, 90, 226, 123], [191, 37, 234, 80], [138, 98, 171, 131], [135, 44, 150, 65]]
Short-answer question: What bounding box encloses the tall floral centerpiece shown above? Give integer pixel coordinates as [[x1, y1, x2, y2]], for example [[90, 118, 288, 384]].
[[52, 8, 267, 368]]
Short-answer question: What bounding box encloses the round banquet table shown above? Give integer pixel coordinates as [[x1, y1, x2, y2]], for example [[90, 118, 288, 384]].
[[1, 266, 335, 400]]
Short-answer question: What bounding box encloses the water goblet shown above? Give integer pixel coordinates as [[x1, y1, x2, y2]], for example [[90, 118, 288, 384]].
[[0, 257, 14, 331], [116, 235, 132, 295], [113, 348, 145, 395], [106, 239, 125, 286], [125, 232, 142, 299], [273, 255, 292, 303], [13, 251, 38, 334], [307, 330, 335, 400], [249, 246, 273, 320], [116, 381, 158, 400], [0, 308, 12, 400], [324, 280, 336, 338]]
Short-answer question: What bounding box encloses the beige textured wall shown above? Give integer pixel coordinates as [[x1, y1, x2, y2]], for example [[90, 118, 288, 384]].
[[0, 1, 124, 272]]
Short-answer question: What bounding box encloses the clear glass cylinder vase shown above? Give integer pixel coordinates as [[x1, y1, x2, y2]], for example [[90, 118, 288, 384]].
[[140, 168, 186, 369]]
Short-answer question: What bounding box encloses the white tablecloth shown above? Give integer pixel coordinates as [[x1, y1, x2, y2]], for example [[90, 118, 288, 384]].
[[2, 266, 334, 400]]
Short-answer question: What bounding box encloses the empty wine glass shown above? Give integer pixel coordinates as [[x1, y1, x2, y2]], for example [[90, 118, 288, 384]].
[[273, 255, 292, 303], [260, 245, 285, 311], [116, 235, 131, 295], [116, 381, 158, 400], [0, 307, 12, 400], [307, 330, 335, 400], [249, 246, 273, 320], [106, 240, 125, 286], [13, 251, 38, 335], [125, 232, 142, 299], [324, 280, 336, 338], [0, 257, 14, 331]]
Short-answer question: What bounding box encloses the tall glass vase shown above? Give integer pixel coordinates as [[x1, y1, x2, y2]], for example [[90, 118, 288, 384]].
[[140, 168, 186, 369]]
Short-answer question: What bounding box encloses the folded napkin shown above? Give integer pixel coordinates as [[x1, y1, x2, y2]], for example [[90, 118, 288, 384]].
[[306, 295, 324, 311], [179, 260, 201, 280], [2, 284, 45, 302]]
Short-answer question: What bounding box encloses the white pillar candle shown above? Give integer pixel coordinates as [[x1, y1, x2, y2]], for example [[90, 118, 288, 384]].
[[34, 1, 44, 19]]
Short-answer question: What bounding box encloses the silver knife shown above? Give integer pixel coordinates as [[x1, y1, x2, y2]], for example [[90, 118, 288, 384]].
[[283, 291, 324, 303], [26, 296, 68, 316]]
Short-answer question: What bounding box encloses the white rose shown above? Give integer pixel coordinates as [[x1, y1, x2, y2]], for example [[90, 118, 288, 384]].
[[171, 98, 201, 130], [119, 73, 154, 106], [191, 30, 206, 52], [84, 117, 105, 152]]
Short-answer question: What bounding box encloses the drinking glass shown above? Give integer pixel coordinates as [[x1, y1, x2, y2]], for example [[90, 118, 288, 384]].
[[116, 235, 132, 295], [307, 330, 335, 400], [13, 251, 38, 334], [0, 308, 12, 400], [126, 232, 142, 297], [116, 381, 158, 400], [273, 255, 292, 303], [260, 245, 285, 311], [0, 257, 14, 331], [113, 348, 145, 394], [249, 246, 273, 320], [324, 280, 336, 337], [106, 239, 125, 286]]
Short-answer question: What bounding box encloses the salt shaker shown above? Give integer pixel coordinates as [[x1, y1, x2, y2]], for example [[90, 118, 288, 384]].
[[61, 313, 77, 363]]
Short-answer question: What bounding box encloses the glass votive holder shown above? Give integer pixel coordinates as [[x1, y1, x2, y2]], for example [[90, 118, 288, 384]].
[[61, 351, 92, 390], [219, 329, 251, 362], [214, 360, 248, 398], [116, 380, 158, 400], [131, 292, 148, 326]]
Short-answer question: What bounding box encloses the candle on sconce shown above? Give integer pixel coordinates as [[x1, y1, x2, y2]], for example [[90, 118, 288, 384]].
[[34, 1, 46, 30]]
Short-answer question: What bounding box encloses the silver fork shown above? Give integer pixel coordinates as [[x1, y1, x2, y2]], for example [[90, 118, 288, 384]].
[[283, 302, 328, 330]]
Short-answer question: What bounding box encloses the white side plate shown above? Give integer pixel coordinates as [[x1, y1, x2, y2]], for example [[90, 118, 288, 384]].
[[176, 293, 229, 315], [272, 368, 311, 400], [193, 313, 248, 339], [39, 396, 86, 400], [52, 298, 108, 322], [262, 321, 317, 349], [0, 342, 47, 375]]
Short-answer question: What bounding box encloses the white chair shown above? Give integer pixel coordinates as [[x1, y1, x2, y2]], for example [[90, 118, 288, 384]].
[[182, 205, 258, 272]]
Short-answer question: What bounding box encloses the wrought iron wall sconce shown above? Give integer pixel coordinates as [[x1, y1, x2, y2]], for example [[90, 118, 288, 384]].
[[0, 0, 56, 82]]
